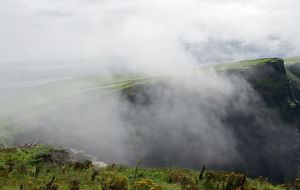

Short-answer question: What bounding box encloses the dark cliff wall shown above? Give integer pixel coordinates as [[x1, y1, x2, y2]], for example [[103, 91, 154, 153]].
[[121, 58, 300, 183], [237, 58, 299, 123]]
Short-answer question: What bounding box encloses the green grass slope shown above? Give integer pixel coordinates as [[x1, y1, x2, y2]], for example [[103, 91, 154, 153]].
[[0, 75, 156, 146], [0, 146, 292, 190], [213, 58, 275, 71]]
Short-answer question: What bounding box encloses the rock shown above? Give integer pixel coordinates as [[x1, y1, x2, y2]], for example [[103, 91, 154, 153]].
[[92, 161, 107, 168]]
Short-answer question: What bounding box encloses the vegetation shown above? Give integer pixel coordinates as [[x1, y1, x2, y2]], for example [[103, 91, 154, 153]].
[[0, 146, 294, 190], [213, 58, 275, 71], [1, 57, 300, 189]]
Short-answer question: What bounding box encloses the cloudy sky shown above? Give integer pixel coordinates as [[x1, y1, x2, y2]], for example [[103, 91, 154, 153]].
[[1, 0, 300, 79]]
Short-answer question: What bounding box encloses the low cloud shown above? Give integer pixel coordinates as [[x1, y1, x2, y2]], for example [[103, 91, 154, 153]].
[[1, 0, 300, 80], [0, 0, 300, 183]]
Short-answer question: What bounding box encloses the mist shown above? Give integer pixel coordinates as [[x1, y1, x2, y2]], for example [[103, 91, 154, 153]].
[[1, 0, 300, 81], [1, 0, 300, 184], [5, 70, 299, 183]]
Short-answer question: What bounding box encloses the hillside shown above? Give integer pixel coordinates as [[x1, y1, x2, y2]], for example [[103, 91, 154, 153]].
[[0, 145, 293, 190], [1, 57, 300, 188]]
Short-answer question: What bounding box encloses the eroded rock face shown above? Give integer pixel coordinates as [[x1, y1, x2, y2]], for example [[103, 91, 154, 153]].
[[33, 149, 70, 165], [237, 59, 290, 106], [119, 59, 300, 183], [231, 58, 300, 124], [267, 58, 286, 74], [122, 84, 152, 105], [31, 148, 106, 167]]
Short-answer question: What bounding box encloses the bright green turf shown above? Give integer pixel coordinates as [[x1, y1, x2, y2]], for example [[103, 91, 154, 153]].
[[0, 146, 289, 190], [213, 58, 275, 71]]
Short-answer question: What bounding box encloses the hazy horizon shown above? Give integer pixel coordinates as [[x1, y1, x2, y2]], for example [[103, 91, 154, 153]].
[[1, 0, 300, 83]]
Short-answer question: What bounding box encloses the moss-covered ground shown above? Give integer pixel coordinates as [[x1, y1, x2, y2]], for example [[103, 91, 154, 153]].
[[0, 146, 295, 190]]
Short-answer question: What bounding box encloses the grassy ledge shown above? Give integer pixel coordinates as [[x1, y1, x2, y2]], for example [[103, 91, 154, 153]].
[[0, 146, 297, 190]]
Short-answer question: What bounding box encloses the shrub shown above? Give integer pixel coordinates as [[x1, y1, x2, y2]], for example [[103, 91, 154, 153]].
[[98, 170, 128, 190], [294, 178, 300, 190], [41, 176, 58, 190], [69, 161, 92, 170], [110, 175, 128, 190], [91, 170, 99, 181], [167, 171, 185, 183], [69, 179, 80, 190], [179, 175, 199, 190], [133, 178, 162, 190], [204, 171, 246, 188], [166, 170, 199, 190]]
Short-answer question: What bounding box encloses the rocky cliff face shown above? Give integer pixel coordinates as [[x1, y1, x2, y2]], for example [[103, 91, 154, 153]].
[[235, 58, 300, 124], [121, 58, 300, 183], [222, 59, 300, 182]]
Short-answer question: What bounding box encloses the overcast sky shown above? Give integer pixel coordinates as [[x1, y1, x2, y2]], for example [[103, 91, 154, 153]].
[[1, 0, 300, 79]]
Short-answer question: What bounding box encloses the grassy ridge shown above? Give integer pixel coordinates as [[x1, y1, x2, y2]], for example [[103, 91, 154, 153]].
[[213, 58, 274, 71], [0, 75, 154, 143], [0, 146, 291, 190]]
